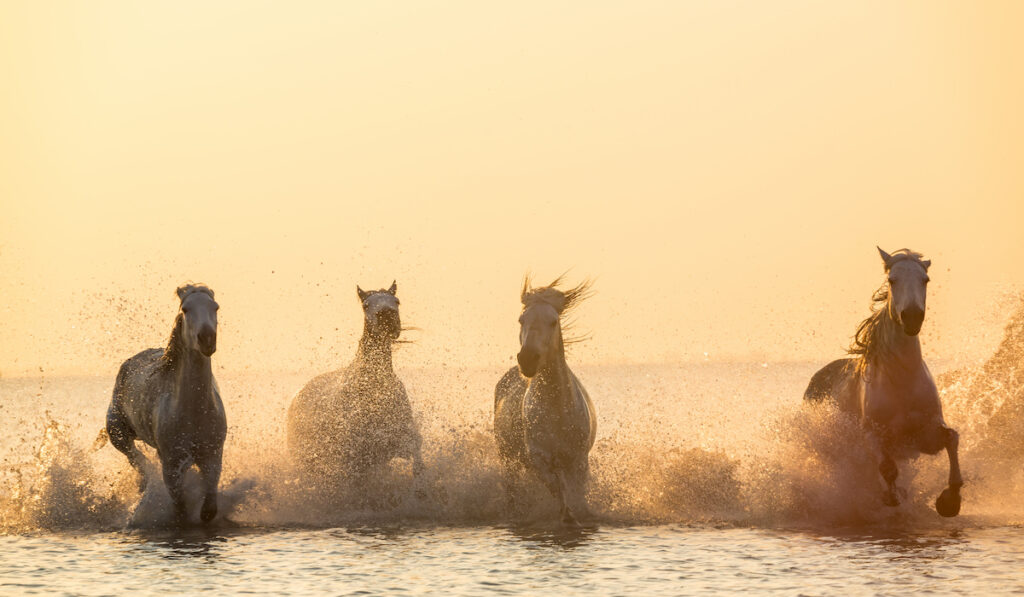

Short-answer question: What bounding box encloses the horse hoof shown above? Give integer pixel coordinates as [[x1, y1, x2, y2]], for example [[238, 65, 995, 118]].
[[882, 490, 900, 507], [561, 512, 580, 528], [200, 502, 218, 523], [935, 488, 961, 518]]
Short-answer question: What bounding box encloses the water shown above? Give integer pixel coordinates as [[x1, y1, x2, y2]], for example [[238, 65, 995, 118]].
[[2, 526, 1023, 595], [2, 304, 1024, 594]]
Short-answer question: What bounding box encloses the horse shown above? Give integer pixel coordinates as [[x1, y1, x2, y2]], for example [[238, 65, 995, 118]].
[[803, 247, 962, 517], [104, 283, 226, 524], [287, 281, 423, 488], [494, 276, 596, 526]]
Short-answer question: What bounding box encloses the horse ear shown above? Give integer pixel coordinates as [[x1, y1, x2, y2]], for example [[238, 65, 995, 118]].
[[387, 280, 397, 295], [521, 275, 531, 304], [176, 285, 188, 301], [921, 259, 931, 271], [356, 286, 368, 301], [877, 246, 893, 270]]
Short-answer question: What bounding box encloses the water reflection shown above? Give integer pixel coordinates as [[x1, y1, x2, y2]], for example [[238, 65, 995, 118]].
[[803, 526, 968, 560], [121, 527, 239, 560], [506, 523, 600, 549]]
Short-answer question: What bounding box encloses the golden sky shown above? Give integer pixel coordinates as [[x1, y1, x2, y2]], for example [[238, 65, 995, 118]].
[[1, 2, 1022, 376]]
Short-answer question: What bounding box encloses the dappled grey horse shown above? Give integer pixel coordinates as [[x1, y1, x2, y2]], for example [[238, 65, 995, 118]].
[[494, 276, 596, 526], [105, 284, 226, 524], [287, 282, 423, 485], [804, 248, 962, 517]]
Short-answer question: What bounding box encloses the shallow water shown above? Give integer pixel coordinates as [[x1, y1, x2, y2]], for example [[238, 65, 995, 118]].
[[3, 525, 1024, 595], [3, 313, 1024, 594]]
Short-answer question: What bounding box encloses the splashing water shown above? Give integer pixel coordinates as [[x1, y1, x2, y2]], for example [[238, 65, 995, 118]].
[[3, 298, 1024, 534]]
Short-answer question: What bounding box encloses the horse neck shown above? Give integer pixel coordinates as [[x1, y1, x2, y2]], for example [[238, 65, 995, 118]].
[[354, 327, 394, 375], [876, 307, 924, 374], [173, 349, 215, 402], [532, 327, 573, 396]]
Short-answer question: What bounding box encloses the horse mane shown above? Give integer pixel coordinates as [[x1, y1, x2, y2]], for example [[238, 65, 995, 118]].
[[521, 274, 594, 344], [848, 249, 927, 375], [162, 283, 215, 365]]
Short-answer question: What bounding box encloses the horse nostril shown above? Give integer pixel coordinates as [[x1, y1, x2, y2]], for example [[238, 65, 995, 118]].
[[901, 308, 924, 333], [198, 329, 216, 347], [378, 310, 398, 327], [517, 350, 539, 376]]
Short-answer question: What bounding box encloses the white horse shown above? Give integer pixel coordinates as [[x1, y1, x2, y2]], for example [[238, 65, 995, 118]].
[[287, 282, 423, 486], [804, 248, 962, 517], [494, 276, 596, 526], [105, 284, 226, 524]]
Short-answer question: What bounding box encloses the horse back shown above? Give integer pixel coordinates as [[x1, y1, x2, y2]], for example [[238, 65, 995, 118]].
[[109, 348, 167, 447], [804, 358, 860, 414]]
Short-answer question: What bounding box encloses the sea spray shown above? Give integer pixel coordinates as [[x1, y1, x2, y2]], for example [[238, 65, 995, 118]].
[[2, 297, 1024, 532]]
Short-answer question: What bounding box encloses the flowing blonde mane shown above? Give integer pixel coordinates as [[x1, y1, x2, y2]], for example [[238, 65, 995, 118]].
[[521, 275, 594, 344]]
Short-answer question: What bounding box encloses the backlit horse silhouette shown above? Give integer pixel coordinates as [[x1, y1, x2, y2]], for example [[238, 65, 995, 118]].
[[287, 282, 423, 487], [804, 248, 962, 517], [494, 276, 596, 526], [105, 283, 226, 524]]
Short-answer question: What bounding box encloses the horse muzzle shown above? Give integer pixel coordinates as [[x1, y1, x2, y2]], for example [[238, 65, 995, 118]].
[[517, 350, 539, 378], [900, 308, 924, 336], [374, 309, 401, 340], [198, 329, 217, 356]]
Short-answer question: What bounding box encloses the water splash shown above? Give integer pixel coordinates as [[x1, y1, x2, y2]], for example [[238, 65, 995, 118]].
[[0, 414, 130, 532], [3, 297, 1024, 533]]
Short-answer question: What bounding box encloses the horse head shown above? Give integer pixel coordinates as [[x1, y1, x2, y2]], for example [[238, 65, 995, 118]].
[[176, 284, 219, 357], [357, 281, 401, 340], [516, 276, 592, 378], [878, 247, 931, 336]]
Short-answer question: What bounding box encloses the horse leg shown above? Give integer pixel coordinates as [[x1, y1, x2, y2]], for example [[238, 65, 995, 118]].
[[565, 459, 591, 522], [529, 450, 575, 526], [196, 453, 222, 523], [161, 454, 190, 525], [403, 428, 427, 500], [555, 470, 579, 527], [106, 412, 148, 493], [499, 458, 522, 517], [935, 427, 963, 517], [879, 452, 900, 507]]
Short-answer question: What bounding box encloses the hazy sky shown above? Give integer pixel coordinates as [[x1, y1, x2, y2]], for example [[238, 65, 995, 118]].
[[1, 2, 1022, 376]]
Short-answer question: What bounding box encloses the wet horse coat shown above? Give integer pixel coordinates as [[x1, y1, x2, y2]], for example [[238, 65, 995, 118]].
[[287, 282, 423, 484], [494, 277, 596, 526], [105, 284, 226, 524], [804, 248, 962, 517]]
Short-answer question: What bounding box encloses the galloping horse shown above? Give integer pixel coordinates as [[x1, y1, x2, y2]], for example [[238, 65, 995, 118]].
[[804, 248, 962, 517], [105, 284, 226, 524], [287, 282, 423, 485], [494, 276, 596, 526]]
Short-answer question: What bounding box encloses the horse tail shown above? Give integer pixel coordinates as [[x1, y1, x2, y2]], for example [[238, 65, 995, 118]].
[[90, 428, 109, 453]]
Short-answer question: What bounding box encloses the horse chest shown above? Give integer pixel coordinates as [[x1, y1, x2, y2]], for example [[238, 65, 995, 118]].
[[154, 394, 226, 449], [523, 394, 590, 454], [863, 373, 941, 429]]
